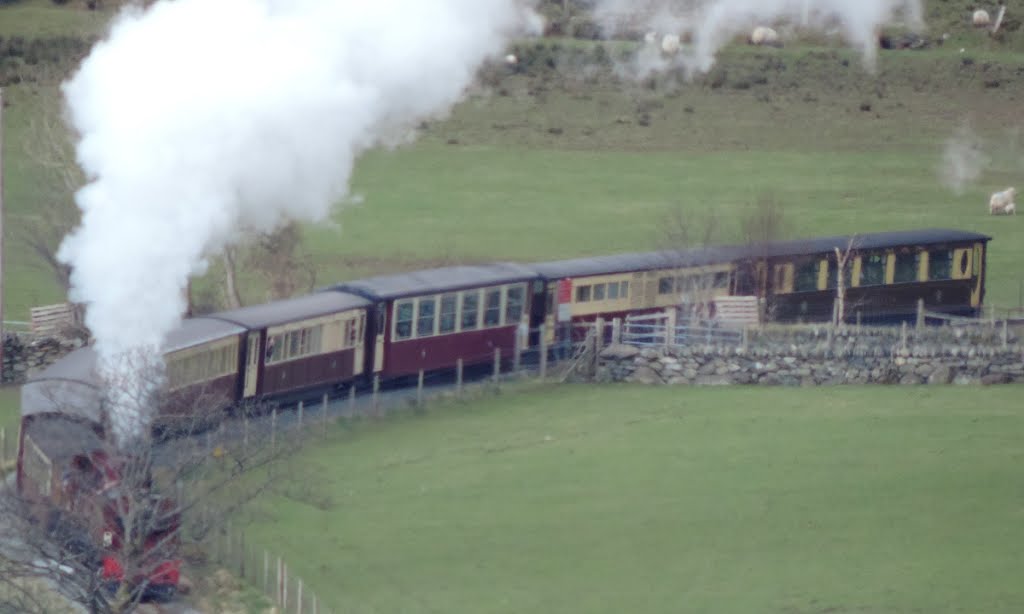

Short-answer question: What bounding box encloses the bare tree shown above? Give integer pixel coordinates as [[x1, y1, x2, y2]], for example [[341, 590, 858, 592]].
[[18, 86, 82, 301], [0, 353, 301, 613], [244, 221, 317, 302], [833, 235, 861, 325], [662, 195, 790, 324]]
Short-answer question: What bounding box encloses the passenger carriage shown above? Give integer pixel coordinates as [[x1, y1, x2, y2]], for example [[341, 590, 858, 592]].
[[761, 229, 991, 323], [209, 292, 371, 402], [331, 264, 538, 380], [531, 248, 742, 347], [21, 317, 247, 436]]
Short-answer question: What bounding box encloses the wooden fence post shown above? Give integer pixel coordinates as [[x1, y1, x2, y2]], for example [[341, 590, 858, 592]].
[[372, 375, 380, 416], [900, 320, 908, 351], [349, 385, 356, 417], [243, 415, 249, 452], [456, 358, 463, 397], [611, 318, 621, 345], [916, 298, 925, 329], [283, 561, 288, 610], [263, 550, 269, 596], [1, 428, 7, 465], [297, 401, 304, 430], [297, 578, 303, 614], [539, 326, 548, 378], [417, 369, 424, 408], [271, 408, 277, 452], [1002, 319, 1008, 348], [595, 317, 605, 357], [276, 556, 283, 605], [322, 393, 329, 434], [493, 348, 501, 386], [239, 530, 246, 579], [513, 326, 522, 373]]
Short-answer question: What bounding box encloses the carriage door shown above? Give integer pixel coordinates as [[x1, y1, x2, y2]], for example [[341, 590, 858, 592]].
[[373, 304, 386, 373], [353, 313, 366, 375], [971, 243, 984, 308], [243, 332, 260, 398]]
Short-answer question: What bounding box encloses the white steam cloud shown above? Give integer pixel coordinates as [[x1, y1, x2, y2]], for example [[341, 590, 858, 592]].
[[939, 123, 989, 195], [593, 0, 923, 76], [58, 0, 538, 444]]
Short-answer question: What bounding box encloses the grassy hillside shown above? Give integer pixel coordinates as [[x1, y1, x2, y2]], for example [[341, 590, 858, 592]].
[[244, 384, 1024, 613], [3, 3, 1024, 316]]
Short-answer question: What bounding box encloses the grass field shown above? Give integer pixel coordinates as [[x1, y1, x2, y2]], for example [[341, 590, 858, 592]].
[[242, 384, 1024, 613]]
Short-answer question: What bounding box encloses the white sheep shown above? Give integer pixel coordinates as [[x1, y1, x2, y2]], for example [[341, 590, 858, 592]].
[[749, 26, 781, 47], [644, 31, 658, 46], [989, 187, 1017, 215], [661, 34, 681, 55], [973, 9, 991, 27]]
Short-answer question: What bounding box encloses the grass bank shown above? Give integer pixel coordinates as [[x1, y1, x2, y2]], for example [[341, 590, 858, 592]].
[[243, 384, 1024, 613]]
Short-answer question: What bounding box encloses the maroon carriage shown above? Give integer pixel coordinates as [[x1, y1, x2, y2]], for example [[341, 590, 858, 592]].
[[20, 317, 247, 435], [331, 264, 539, 380], [210, 292, 371, 402]]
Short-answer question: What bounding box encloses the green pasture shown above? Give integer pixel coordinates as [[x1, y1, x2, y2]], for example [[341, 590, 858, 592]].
[[244, 384, 1024, 613]]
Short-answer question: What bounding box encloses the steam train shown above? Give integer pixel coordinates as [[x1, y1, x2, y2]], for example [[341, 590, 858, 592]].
[[16, 228, 991, 595]]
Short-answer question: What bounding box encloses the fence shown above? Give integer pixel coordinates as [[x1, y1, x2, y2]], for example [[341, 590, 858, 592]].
[[621, 312, 743, 347], [208, 523, 328, 614], [0, 426, 16, 475]]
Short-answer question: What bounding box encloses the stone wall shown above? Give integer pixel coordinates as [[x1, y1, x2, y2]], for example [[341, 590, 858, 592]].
[[2, 333, 84, 386], [597, 324, 1024, 386]]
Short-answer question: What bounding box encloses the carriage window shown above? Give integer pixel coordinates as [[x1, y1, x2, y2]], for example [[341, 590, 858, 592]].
[[395, 300, 414, 340], [416, 297, 437, 337], [607, 282, 620, 300], [576, 285, 591, 302], [484, 289, 502, 326], [959, 251, 969, 276], [860, 253, 886, 286], [439, 294, 458, 334], [713, 272, 730, 288], [593, 283, 606, 300], [658, 277, 674, 294], [893, 251, 919, 283], [461, 292, 479, 331], [505, 286, 525, 324], [929, 249, 953, 280], [265, 333, 284, 363], [620, 281, 629, 297], [309, 324, 323, 354], [794, 260, 818, 292], [826, 258, 854, 290]]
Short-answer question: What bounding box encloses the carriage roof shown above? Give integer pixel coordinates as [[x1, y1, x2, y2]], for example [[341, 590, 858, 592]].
[[531, 229, 991, 279]]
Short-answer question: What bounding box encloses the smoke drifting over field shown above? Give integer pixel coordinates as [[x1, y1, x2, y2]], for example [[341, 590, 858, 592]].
[[939, 123, 989, 195], [593, 0, 924, 75], [59, 0, 538, 444]]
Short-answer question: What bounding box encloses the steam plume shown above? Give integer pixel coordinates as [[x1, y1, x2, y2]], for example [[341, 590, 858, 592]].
[[939, 123, 988, 195], [593, 0, 924, 76], [59, 0, 538, 444]]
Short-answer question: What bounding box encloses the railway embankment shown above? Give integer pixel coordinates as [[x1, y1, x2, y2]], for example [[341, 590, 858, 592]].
[[598, 324, 1024, 386]]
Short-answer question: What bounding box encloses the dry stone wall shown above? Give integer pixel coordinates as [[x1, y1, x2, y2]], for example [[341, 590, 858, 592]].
[[2, 333, 84, 386], [597, 325, 1024, 386]]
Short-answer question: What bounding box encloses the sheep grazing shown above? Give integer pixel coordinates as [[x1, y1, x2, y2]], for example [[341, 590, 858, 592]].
[[660, 34, 681, 55], [989, 187, 1017, 215], [973, 9, 991, 27], [749, 26, 781, 47], [644, 31, 658, 46]]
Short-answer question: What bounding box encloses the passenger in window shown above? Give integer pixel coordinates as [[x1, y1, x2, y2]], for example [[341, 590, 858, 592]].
[[265, 337, 276, 362]]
